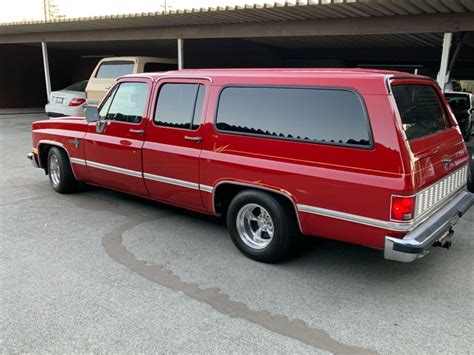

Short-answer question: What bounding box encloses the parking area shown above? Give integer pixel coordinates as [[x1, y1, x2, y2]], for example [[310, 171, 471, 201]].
[[1, 112, 473, 353]]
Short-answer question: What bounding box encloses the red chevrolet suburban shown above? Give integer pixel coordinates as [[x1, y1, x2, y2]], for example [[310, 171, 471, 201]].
[[28, 69, 474, 263]]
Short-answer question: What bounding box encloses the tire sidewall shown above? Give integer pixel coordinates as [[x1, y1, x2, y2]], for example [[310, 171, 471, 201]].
[[227, 190, 293, 262], [48, 147, 67, 193]]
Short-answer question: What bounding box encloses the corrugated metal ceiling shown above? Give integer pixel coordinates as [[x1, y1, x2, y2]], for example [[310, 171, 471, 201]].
[[248, 32, 445, 48], [1, 0, 473, 35]]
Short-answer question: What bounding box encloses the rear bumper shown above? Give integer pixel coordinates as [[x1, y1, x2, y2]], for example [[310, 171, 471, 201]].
[[27, 152, 39, 168], [45, 103, 85, 117], [384, 190, 474, 262], [46, 112, 66, 118]]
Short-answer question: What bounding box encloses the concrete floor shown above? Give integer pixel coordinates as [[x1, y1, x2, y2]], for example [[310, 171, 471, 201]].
[[1, 113, 473, 354]]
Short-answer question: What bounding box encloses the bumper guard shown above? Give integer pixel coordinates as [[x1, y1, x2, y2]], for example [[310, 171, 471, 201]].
[[27, 152, 39, 168]]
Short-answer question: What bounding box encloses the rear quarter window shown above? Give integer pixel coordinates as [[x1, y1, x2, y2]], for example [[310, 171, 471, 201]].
[[96, 61, 134, 79], [215, 86, 372, 148], [392, 84, 450, 141]]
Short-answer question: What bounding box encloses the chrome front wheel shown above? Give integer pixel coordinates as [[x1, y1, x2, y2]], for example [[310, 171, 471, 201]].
[[236, 203, 275, 250], [47, 147, 80, 194], [49, 153, 61, 187]]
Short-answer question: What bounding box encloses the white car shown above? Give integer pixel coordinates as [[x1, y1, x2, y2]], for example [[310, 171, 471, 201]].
[[45, 80, 88, 117]]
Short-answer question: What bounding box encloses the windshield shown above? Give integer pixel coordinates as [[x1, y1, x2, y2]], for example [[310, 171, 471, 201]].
[[392, 84, 450, 141], [445, 94, 470, 110], [64, 80, 88, 92]]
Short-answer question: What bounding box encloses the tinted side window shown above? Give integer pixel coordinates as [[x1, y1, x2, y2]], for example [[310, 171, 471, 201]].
[[100, 82, 148, 124], [96, 61, 134, 79], [64, 80, 88, 92], [154, 83, 205, 130], [216, 87, 371, 147], [143, 62, 178, 72], [392, 85, 449, 140]]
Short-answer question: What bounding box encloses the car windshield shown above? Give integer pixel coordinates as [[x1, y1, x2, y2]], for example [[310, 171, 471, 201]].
[[64, 81, 88, 92], [392, 84, 450, 141], [445, 94, 470, 110]]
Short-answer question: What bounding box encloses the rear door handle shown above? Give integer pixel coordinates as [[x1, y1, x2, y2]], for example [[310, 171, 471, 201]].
[[184, 136, 202, 143], [129, 129, 145, 135]]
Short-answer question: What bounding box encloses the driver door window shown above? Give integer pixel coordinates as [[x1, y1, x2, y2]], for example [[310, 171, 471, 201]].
[[99, 82, 148, 124]]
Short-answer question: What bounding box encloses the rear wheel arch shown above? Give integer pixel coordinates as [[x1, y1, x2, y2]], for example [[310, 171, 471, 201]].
[[212, 182, 303, 233]]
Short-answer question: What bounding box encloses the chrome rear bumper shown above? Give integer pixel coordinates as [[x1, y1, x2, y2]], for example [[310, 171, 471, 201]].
[[27, 152, 39, 168], [384, 190, 474, 262]]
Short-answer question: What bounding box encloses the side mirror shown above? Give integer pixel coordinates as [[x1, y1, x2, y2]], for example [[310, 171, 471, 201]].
[[84, 105, 100, 123]]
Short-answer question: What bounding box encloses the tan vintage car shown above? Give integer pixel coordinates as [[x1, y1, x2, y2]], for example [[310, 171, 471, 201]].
[[85, 56, 178, 105]]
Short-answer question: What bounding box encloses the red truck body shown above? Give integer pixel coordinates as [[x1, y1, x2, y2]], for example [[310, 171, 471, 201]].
[[29, 69, 473, 262]]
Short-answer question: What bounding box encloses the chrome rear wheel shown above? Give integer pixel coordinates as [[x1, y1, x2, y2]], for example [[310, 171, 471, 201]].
[[236, 203, 274, 250], [227, 190, 298, 262]]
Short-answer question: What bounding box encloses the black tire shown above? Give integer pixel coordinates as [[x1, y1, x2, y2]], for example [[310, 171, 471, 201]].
[[47, 147, 80, 194], [226, 190, 298, 263], [467, 148, 474, 193]]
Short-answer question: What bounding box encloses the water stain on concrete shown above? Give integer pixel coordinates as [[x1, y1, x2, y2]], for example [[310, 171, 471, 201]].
[[102, 216, 378, 355], [8, 177, 377, 354]]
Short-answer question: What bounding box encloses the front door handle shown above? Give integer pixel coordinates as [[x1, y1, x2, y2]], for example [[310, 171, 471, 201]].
[[184, 136, 202, 143], [129, 129, 144, 135]]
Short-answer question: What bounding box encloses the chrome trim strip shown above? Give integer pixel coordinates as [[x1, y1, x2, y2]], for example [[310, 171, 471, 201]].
[[199, 184, 214, 193], [69, 157, 86, 166], [38, 139, 65, 149], [297, 204, 413, 232], [143, 172, 199, 190], [87, 160, 142, 178], [155, 75, 213, 83]]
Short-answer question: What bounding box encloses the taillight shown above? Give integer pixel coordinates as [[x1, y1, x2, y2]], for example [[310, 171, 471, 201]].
[[391, 195, 415, 221], [69, 98, 86, 107]]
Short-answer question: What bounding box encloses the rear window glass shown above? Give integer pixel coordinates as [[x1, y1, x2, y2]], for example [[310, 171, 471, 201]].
[[96, 61, 134, 79], [215, 86, 371, 147], [445, 93, 470, 111], [64, 80, 88, 92], [392, 85, 450, 140], [143, 62, 178, 72]]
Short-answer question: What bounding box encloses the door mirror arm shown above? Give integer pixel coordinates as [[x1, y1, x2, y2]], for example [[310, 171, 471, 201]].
[[95, 120, 107, 134]]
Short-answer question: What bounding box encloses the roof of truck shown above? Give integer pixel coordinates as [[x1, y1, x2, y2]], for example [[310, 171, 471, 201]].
[[123, 68, 432, 81]]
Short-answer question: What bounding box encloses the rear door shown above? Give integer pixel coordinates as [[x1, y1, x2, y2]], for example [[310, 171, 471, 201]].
[[142, 79, 209, 211], [83, 78, 151, 195], [391, 79, 469, 192]]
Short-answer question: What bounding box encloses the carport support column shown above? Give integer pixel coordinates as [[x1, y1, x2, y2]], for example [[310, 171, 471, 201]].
[[436, 33, 452, 92], [177, 37, 184, 70], [41, 41, 52, 100]]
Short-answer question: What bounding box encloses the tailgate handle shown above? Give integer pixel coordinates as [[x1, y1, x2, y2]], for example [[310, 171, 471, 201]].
[[184, 136, 202, 143], [129, 129, 144, 135]]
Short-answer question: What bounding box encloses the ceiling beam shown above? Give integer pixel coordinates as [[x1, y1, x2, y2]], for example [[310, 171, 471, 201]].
[[0, 12, 473, 44]]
